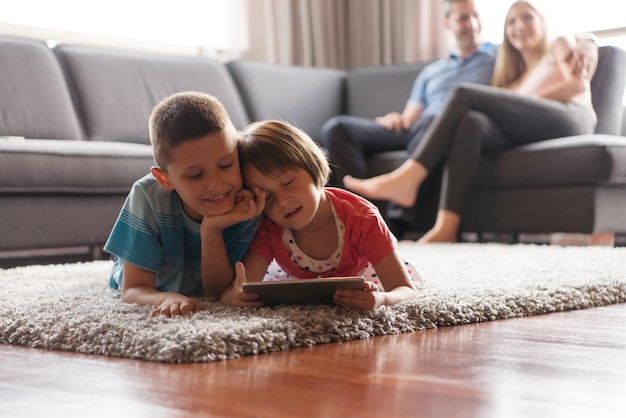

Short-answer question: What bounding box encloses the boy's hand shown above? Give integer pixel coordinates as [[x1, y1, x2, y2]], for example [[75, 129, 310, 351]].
[[220, 262, 264, 308], [202, 188, 266, 232], [150, 294, 200, 317], [333, 281, 383, 311], [233, 187, 266, 221]]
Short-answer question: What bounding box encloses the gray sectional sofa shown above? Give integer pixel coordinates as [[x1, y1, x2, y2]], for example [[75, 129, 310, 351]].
[[1, 34, 626, 265]]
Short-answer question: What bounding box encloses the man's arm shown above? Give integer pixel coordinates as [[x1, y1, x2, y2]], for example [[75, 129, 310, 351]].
[[374, 102, 424, 131]]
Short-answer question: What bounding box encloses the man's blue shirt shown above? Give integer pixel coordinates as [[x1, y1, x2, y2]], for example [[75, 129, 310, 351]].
[[409, 42, 497, 117]]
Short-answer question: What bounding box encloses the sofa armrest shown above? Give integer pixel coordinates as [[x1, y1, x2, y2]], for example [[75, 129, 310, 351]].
[[591, 46, 626, 135]]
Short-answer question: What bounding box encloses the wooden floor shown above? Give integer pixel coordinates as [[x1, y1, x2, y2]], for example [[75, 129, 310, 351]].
[[1, 303, 625, 418]]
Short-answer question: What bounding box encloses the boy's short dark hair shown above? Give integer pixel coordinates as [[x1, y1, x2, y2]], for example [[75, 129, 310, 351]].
[[238, 120, 331, 189], [149, 91, 235, 169]]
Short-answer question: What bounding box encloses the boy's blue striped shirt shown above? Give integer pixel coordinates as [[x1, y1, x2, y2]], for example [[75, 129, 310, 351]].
[[104, 173, 260, 295]]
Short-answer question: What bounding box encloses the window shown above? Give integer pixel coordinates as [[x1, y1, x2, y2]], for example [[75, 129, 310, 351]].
[[478, 0, 625, 44], [477, 0, 626, 104], [0, 0, 248, 57]]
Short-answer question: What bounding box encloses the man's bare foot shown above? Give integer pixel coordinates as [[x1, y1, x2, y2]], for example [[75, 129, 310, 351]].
[[417, 210, 461, 244], [343, 161, 426, 208]]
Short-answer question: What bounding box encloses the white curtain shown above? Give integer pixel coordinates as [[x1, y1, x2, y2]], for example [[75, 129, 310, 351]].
[[243, 0, 447, 69]]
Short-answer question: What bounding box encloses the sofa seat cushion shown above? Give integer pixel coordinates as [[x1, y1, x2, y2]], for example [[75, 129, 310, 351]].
[[474, 134, 626, 189], [0, 139, 153, 194], [367, 134, 626, 191]]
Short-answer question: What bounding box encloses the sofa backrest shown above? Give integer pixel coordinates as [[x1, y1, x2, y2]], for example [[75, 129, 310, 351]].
[[54, 45, 250, 143], [226, 60, 345, 142], [590, 45, 626, 135], [0, 36, 83, 140], [345, 61, 430, 119]]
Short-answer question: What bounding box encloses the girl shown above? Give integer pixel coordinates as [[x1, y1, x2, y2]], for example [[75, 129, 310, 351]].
[[343, 1, 597, 243], [220, 120, 421, 311]]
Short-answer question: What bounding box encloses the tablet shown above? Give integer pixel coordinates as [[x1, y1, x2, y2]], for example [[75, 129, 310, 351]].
[[242, 276, 366, 305]]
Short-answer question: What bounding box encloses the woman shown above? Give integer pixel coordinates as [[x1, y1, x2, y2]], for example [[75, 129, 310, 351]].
[[344, 1, 597, 243]]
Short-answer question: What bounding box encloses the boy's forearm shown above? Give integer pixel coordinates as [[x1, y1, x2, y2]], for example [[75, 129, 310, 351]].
[[120, 261, 168, 306], [200, 231, 236, 297], [121, 285, 168, 306]]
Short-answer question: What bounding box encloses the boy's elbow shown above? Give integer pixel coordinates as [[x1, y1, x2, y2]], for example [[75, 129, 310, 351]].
[[120, 289, 133, 303]]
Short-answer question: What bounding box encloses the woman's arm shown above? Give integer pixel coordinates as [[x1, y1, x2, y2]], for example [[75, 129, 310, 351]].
[[535, 35, 596, 101]]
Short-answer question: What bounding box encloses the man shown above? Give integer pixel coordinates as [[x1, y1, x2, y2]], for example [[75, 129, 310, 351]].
[[319, 0, 495, 238]]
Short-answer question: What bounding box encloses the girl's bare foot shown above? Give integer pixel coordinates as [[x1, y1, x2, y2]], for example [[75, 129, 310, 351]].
[[417, 210, 461, 244], [343, 161, 426, 208]]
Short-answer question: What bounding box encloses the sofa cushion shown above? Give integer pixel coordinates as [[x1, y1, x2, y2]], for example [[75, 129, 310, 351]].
[[0, 138, 154, 193], [346, 62, 430, 118], [0, 36, 83, 140], [226, 60, 345, 141], [370, 136, 626, 190], [474, 135, 626, 189], [54, 45, 250, 143]]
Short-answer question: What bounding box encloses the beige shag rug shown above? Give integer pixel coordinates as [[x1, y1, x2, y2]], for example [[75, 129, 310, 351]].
[[1, 243, 625, 363]]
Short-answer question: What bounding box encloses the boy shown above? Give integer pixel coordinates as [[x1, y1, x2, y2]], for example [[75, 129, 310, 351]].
[[104, 91, 264, 317]]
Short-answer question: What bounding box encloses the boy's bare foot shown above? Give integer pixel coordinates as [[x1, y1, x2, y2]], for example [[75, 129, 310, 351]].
[[343, 161, 426, 208]]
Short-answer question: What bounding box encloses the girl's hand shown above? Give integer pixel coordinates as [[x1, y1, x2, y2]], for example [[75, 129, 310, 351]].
[[333, 280, 383, 311], [220, 262, 264, 308]]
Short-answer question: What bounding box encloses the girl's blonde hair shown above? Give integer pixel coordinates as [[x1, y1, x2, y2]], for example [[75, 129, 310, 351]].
[[238, 120, 331, 188], [491, 1, 549, 88]]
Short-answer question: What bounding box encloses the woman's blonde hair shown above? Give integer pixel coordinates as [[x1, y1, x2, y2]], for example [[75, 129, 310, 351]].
[[491, 1, 549, 88], [238, 120, 331, 189]]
